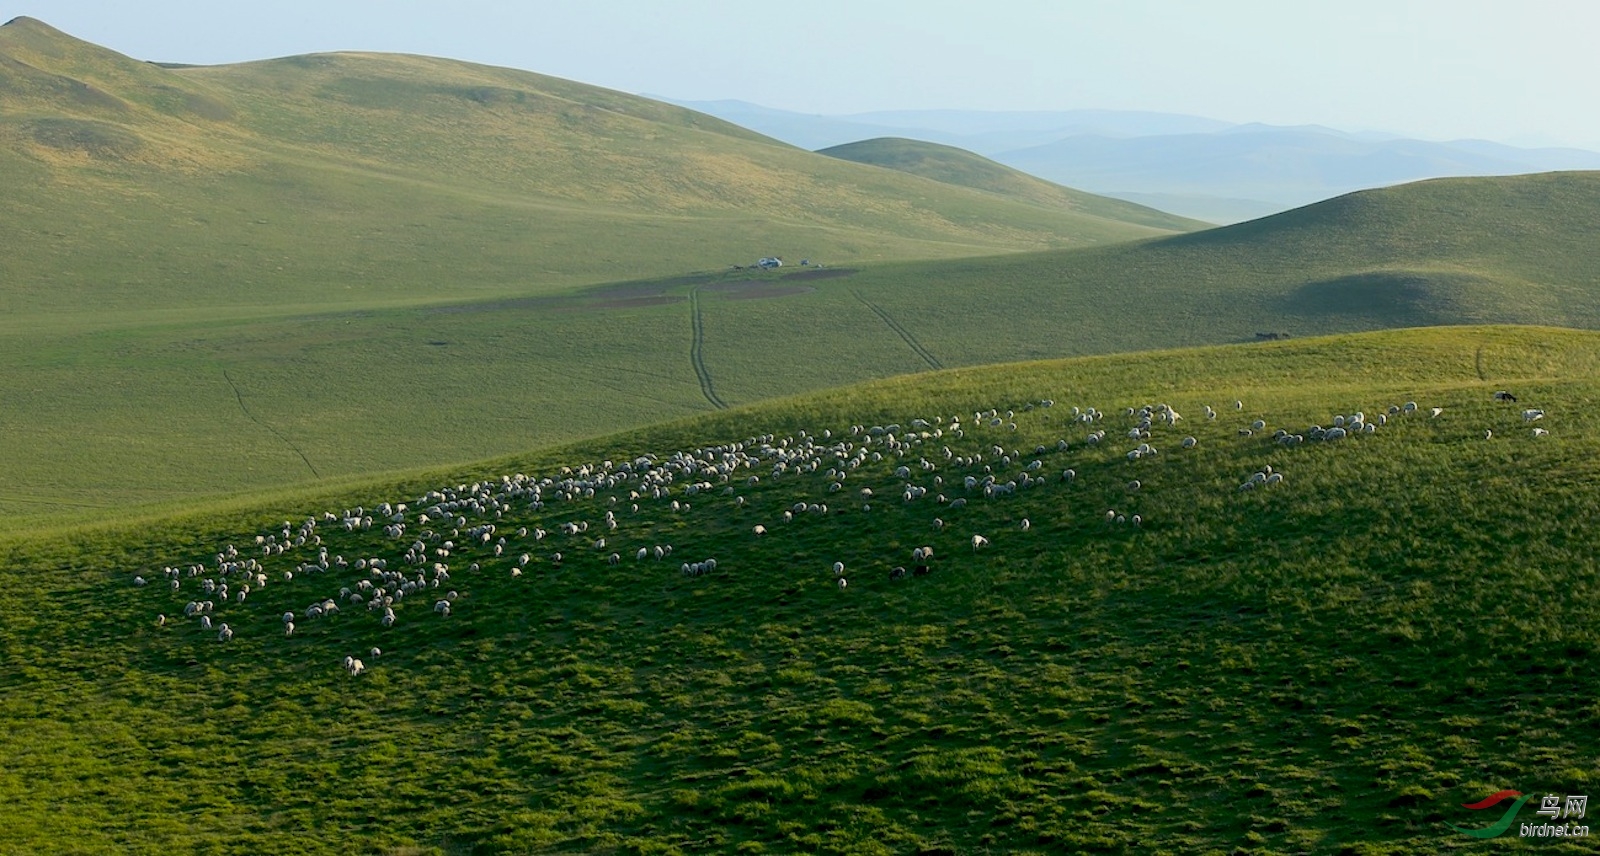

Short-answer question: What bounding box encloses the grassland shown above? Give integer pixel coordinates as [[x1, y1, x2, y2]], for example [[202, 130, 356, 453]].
[[0, 16, 1187, 320], [1, 325, 1597, 854], [0, 15, 1215, 524], [7, 19, 1600, 551], [5, 167, 1600, 525]]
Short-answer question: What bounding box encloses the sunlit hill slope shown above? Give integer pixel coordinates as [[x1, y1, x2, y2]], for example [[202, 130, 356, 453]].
[[0, 16, 1193, 319]]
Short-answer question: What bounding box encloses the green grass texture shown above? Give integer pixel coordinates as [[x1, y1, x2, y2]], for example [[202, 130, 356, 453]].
[[1, 325, 1597, 854]]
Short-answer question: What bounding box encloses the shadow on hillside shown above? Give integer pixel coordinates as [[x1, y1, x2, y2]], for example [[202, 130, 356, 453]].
[[1281, 270, 1493, 327]]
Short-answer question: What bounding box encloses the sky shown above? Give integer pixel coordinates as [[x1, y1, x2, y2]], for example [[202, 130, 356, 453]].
[[12, 0, 1600, 148]]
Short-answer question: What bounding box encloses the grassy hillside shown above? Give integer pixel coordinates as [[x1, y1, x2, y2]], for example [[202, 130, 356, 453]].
[[836, 171, 1600, 364], [0, 16, 1189, 319], [6, 172, 1599, 525], [2, 326, 1597, 854], [818, 137, 1207, 231]]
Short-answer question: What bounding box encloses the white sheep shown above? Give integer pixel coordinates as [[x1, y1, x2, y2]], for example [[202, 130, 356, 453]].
[[971, 534, 989, 551]]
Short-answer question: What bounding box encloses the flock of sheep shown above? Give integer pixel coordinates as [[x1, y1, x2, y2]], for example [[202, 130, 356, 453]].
[[134, 389, 1548, 673]]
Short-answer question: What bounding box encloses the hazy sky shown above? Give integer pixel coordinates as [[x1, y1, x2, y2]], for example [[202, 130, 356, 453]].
[[14, 1, 1600, 147]]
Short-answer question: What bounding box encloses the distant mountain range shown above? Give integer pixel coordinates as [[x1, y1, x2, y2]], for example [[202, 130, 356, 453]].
[[660, 99, 1600, 223]]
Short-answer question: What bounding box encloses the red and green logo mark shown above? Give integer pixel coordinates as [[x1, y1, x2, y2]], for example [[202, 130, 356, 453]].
[[1447, 790, 1531, 838], [1448, 790, 1590, 838]]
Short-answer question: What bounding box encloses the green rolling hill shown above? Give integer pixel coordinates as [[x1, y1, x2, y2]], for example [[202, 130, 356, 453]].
[[6, 170, 1600, 524], [0, 16, 1190, 321], [1, 326, 1596, 854], [830, 170, 1600, 365], [817, 136, 1208, 231], [5, 18, 1600, 536]]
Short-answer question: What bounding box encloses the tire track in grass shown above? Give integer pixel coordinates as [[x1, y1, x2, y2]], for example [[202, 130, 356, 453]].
[[852, 289, 943, 370], [688, 288, 727, 410], [0, 494, 110, 510], [222, 369, 322, 478]]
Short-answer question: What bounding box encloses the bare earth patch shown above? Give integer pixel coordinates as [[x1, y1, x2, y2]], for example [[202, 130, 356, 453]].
[[701, 282, 816, 300]]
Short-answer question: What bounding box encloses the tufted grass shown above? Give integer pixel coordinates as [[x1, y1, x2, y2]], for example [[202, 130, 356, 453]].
[[1, 326, 1598, 853]]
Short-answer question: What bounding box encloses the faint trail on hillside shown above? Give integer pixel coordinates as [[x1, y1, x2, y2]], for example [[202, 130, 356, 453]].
[[852, 290, 943, 370], [1475, 347, 1486, 381], [0, 494, 110, 509], [222, 369, 322, 478], [688, 289, 727, 410]]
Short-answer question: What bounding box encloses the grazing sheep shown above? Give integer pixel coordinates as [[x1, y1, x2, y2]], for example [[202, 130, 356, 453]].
[[971, 535, 989, 551], [832, 561, 845, 576], [1493, 390, 1517, 402], [1020, 518, 1030, 531], [1522, 409, 1545, 422], [837, 578, 847, 589], [753, 525, 767, 536], [1430, 407, 1444, 418], [1533, 427, 1550, 437], [284, 621, 295, 637]]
